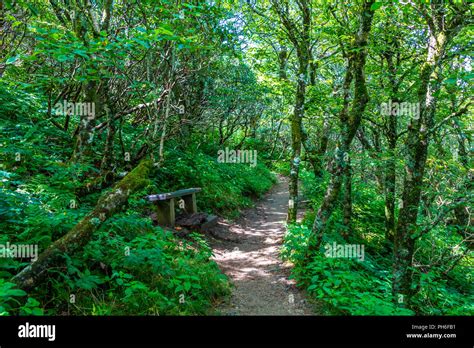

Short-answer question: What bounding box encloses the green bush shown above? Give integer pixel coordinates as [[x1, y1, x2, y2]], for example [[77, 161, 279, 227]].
[[0, 279, 43, 316], [282, 224, 413, 315], [0, 80, 274, 316], [282, 168, 472, 316], [35, 213, 230, 315], [157, 148, 276, 218]]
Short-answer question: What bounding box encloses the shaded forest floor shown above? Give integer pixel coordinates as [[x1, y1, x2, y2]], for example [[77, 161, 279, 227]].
[[210, 176, 316, 315]]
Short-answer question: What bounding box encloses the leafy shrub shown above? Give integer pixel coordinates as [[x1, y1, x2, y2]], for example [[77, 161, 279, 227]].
[[0, 279, 43, 315], [157, 148, 275, 218], [37, 213, 230, 315], [283, 167, 472, 316], [282, 225, 413, 315]]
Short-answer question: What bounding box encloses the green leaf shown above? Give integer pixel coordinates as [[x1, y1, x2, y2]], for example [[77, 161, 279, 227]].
[[371, 2, 383, 10], [5, 56, 18, 65], [56, 55, 70, 62], [6, 289, 27, 297]]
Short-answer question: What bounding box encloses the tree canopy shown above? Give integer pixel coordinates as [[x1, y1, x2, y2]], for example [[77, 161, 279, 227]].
[[0, 0, 472, 317]]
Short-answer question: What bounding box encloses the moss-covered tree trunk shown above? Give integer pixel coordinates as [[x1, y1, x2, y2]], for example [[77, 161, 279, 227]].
[[100, 95, 116, 175], [307, 0, 375, 253], [12, 159, 152, 291], [383, 49, 399, 243], [302, 114, 329, 179], [270, 0, 311, 223], [392, 28, 447, 303], [384, 141, 396, 242], [392, 1, 467, 303], [288, 66, 306, 223], [342, 154, 352, 238]]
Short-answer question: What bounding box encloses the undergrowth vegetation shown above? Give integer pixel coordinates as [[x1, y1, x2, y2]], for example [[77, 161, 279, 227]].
[[157, 147, 275, 219], [1, 0, 471, 321], [0, 82, 275, 315], [282, 169, 473, 316]]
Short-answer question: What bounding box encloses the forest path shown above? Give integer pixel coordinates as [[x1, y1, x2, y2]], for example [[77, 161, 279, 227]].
[[210, 176, 315, 315]]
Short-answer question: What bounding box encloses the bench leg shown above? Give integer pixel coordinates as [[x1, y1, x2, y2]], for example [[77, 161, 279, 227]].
[[155, 198, 175, 227], [183, 193, 197, 214]]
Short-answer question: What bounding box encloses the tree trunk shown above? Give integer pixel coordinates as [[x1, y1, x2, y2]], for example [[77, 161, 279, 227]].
[[278, 45, 288, 80], [308, 0, 375, 253], [384, 143, 396, 242], [71, 81, 99, 163], [302, 114, 329, 179], [392, 11, 455, 303], [288, 67, 306, 223], [382, 46, 400, 243], [384, 104, 397, 243], [269, 0, 311, 223], [343, 153, 352, 238], [100, 99, 116, 176]]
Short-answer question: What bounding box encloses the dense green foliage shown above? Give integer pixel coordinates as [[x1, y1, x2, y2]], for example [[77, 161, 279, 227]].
[[0, 0, 472, 318], [282, 170, 473, 315], [157, 148, 275, 218], [0, 81, 273, 315]]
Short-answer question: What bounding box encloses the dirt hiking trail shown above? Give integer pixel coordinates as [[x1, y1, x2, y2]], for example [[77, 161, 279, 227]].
[[210, 176, 315, 315]]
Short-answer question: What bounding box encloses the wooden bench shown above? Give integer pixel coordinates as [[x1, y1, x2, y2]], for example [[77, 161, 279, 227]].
[[145, 188, 202, 227]]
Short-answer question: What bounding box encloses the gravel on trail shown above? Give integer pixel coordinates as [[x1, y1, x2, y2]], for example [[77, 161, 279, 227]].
[[210, 176, 316, 315]]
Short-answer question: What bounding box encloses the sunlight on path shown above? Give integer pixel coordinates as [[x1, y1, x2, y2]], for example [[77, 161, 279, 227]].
[[211, 176, 315, 315]]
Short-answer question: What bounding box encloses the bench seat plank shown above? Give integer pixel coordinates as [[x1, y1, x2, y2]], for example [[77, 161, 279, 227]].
[[145, 188, 202, 202]]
